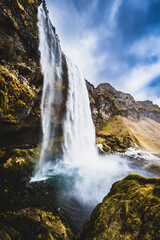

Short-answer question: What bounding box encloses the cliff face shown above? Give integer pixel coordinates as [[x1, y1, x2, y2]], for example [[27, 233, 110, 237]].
[[0, 0, 68, 149], [0, 0, 43, 148], [81, 174, 160, 240], [86, 81, 160, 125], [86, 81, 160, 153]]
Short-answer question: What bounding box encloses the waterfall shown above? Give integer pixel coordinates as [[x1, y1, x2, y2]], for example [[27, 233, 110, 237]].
[[31, 3, 159, 212], [32, 4, 62, 180], [51, 58, 129, 205], [31, 4, 130, 203], [63, 58, 98, 166], [32, 3, 131, 205]]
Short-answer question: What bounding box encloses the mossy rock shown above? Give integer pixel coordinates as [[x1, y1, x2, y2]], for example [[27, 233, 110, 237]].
[[0, 208, 74, 240], [96, 134, 133, 153], [102, 142, 111, 153], [95, 116, 140, 153], [80, 174, 160, 240], [0, 147, 41, 194], [0, 65, 36, 123]]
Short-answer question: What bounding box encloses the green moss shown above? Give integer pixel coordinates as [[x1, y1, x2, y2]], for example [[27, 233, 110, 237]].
[[0, 149, 6, 158], [2, 147, 41, 181], [81, 174, 160, 240], [11, 0, 41, 41], [17, 99, 26, 107], [0, 208, 74, 240], [0, 65, 36, 122], [96, 116, 138, 153], [3, 158, 13, 168]]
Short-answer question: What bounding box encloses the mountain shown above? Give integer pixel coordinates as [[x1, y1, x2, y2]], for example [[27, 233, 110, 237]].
[[86, 81, 160, 153]]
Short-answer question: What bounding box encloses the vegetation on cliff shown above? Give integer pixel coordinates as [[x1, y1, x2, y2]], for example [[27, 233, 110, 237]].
[[0, 65, 36, 123], [81, 174, 160, 240], [96, 115, 160, 153]]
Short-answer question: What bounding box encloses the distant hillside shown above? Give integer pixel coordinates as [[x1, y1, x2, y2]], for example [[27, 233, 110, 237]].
[[86, 81, 160, 153]]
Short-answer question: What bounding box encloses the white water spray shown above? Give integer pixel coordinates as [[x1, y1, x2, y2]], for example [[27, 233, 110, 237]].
[[32, 4, 62, 180], [52, 58, 130, 205], [63, 58, 98, 166]]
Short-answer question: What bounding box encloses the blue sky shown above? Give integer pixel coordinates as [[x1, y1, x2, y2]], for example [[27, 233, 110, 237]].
[[46, 0, 160, 105]]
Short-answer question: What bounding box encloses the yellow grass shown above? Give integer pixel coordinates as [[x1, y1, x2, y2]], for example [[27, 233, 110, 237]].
[[96, 115, 160, 153]]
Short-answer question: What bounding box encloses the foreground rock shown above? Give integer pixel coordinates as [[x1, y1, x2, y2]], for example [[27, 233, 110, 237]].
[[0, 147, 79, 240], [0, 208, 74, 240], [81, 174, 160, 240]]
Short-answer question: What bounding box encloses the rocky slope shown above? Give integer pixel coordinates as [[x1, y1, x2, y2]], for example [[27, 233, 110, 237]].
[[96, 115, 160, 153], [81, 174, 160, 240], [86, 81, 160, 153], [87, 81, 160, 125]]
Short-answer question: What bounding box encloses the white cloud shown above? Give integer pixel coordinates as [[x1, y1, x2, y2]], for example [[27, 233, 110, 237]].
[[120, 60, 160, 93], [46, 0, 160, 106], [134, 89, 160, 106], [109, 0, 122, 27], [129, 35, 160, 58], [117, 60, 160, 106], [63, 31, 107, 84], [118, 34, 160, 105]]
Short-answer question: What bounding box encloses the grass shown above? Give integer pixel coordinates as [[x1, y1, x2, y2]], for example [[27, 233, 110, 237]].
[[96, 115, 160, 153]]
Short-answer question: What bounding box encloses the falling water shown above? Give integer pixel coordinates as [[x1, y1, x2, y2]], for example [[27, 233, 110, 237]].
[[56, 60, 158, 205], [51, 58, 130, 205], [32, 4, 62, 180], [63, 58, 98, 166]]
